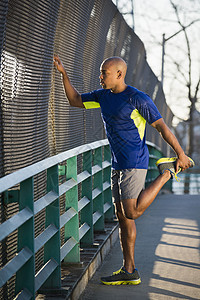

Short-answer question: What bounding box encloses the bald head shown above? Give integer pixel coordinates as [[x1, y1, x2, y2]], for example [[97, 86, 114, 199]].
[[101, 57, 127, 78], [99, 56, 128, 93]]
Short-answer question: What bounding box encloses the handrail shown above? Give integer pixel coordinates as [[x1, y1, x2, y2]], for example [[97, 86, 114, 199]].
[[0, 139, 109, 194], [0, 139, 113, 299], [0, 139, 165, 299]]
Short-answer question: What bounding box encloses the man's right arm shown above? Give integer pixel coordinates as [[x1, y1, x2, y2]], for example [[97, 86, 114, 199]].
[[53, 55, 84, 108]]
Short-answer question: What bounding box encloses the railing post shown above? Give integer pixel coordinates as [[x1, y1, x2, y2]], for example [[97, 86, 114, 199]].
[[146, 143, 172, 192], [43, 165, 61, 289], [147, 145, 160, 186], [93, 147, 104, 231], [15, 177, 35, 298], [64, 156, 80, 263], [81, 150, 93, 246], [103, 145, 113, 221]]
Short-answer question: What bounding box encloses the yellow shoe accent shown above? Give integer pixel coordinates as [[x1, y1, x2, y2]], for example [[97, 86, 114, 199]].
[[156, 157, 181, 181], [156, 156, 195, 182], [101, 267, 141, 285], [156, 156, 195, 168], [101, 278, 141, 285], [155, 157, 177, 166], [112, 268, 122, 275]]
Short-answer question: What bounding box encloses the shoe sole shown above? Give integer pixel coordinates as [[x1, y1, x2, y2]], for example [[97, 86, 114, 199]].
[[156, 157, 195, 168], [101, 278, 141, 285], [156, 157, 177, 166]]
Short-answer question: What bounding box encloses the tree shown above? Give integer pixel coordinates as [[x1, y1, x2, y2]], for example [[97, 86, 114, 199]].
[[168, 1, 200, 193], [134, 0, 200, 128], [134, 0, 200, 193], [169, 0, 200, 160]]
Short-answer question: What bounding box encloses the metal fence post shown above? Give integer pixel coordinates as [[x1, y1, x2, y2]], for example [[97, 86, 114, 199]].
[[43, 165, 61, 289], [93, 147, 104, 231], [15, 177, 35, 298], [81, 150, 93, 246], [64, 156, 80, 263], [103, 145, 113, 221]]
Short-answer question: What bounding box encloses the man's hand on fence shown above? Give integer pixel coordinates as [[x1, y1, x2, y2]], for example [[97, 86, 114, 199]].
[[54, 55, 66, 75]]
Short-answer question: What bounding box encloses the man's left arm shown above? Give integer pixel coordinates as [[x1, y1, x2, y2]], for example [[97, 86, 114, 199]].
[[151, 118, 191, 172]]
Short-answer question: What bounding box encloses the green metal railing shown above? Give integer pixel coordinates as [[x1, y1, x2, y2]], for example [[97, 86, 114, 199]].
[[147, 141, 172, 191], [0, 139, 165, 299]]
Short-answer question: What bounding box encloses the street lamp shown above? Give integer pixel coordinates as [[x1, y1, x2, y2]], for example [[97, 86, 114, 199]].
[[161, 19, 200, 85]]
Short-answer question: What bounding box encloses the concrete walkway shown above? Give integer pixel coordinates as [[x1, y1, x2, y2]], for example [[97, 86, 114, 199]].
[[79, 194, 200, 300]]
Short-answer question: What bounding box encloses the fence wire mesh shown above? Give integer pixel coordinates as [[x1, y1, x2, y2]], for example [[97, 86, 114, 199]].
[[0, 0, 173, 298]]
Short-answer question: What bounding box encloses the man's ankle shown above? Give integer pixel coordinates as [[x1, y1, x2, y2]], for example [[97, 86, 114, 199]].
[[124, 265, 135, 273], [162, 169, 171, 180]]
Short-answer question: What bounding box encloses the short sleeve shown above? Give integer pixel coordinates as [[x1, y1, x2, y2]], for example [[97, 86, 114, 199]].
[[135, 92, 162, 124], [81, 90, 101, 109]]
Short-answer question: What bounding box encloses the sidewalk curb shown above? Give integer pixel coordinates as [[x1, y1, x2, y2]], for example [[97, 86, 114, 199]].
[[69, 223, 119, 300]]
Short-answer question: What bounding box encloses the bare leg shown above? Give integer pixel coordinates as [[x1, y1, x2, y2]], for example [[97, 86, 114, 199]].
[[113, 171, 171, 274], [115, 202, 137, 273], [122, 170, 171, 220]]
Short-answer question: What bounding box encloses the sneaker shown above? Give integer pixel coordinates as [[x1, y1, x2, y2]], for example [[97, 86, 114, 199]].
[[100, 267, 141, 285], [156, 157, 195, 181]]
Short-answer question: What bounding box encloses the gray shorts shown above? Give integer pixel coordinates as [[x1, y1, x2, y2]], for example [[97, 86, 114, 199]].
[[111, 168, 147, 203]]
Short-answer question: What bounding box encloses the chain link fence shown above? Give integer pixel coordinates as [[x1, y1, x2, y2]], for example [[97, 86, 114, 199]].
[[0, 0, 173, 298]]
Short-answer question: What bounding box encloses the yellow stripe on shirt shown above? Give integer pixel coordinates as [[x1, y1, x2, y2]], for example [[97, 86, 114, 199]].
[[130, 109, 146, 140], [83, 101, 100, 109]]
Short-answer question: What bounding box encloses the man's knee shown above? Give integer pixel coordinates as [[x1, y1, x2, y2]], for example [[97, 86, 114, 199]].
[[122, 199, 143, 220], [115, 200, 144, 220], [124, 209, 142, 220]]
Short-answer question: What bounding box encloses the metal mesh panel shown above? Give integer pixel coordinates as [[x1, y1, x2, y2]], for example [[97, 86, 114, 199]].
[[50, 0, 95, 154], [0, 0, 173, 175], [1, 0, 59, 175], [0, 1, 60, 298], [0, 0, 173, 298]]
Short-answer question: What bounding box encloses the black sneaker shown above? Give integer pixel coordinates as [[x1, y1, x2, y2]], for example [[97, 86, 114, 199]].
[[101, 267, 141, 285]]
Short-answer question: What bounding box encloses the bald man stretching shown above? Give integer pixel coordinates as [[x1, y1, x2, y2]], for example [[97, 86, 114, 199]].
[[54, 55, 193, 285]]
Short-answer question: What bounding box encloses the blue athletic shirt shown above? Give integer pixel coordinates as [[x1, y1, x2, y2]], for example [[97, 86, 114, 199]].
[[81, 85, 162, 170]]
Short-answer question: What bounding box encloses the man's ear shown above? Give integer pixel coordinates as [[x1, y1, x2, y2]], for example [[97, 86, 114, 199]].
[[117, 70, 122, 79]]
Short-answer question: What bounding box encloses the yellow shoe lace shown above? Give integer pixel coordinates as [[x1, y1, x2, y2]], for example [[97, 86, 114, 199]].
[[174, 157, 195, 181], [174, 168, 181, 182]]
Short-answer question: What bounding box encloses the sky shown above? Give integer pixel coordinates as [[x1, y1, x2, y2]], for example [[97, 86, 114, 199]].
[[112, 0, 200, 126]]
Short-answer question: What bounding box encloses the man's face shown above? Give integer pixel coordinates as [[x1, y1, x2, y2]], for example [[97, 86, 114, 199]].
[[99, 62, 118, 90]]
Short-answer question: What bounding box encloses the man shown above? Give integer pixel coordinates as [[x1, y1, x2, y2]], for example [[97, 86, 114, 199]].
[[54, 55, 193, 285]]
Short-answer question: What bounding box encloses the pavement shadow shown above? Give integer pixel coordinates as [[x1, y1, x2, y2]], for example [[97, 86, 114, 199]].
[[80, 194, 200, 300]]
